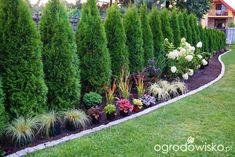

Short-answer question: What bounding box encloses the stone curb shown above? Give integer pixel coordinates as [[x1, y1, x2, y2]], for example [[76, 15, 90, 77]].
[[6, 50, 231, 157]]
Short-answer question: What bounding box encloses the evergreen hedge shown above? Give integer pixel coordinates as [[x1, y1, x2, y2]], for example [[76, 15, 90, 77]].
[[0, 78, 7, 134], [76, 0, 111, 93], [189, 14, 199, 46], [123, 6, 144, 73], [140, 4, 154, 66], [184, 13, 193, 44], [40, 0, 81, 110], [178, 12, 187, 40], [0, 0, 47, 117], [149, 8, 164, 58], [104, 4, 129, 78], [170, 9, 181, 47], [160, 9, 174, 43]]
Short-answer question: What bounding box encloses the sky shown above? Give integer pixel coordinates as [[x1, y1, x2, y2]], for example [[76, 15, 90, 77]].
[[224, 0, 235, 10]]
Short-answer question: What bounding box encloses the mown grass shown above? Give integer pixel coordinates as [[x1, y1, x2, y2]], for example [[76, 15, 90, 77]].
[[28, 48, 235, 157]]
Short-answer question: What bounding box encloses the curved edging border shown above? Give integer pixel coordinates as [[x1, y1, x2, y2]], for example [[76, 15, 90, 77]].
[[7, 50, 231, 157]]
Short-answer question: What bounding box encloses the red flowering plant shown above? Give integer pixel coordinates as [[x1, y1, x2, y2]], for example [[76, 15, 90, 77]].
[[116, 99, 133, 113]]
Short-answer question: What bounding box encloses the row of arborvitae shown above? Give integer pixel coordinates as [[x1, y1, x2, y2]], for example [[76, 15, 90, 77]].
[[0, 0, 226, 149]]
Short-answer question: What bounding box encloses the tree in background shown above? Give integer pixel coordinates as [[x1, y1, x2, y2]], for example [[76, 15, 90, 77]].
[[40, 0, 81, 110], [104, 4, 129, 78], [0, 0, 47, 117], [76, 0, 111, 93], [160, 9, 173, 43], [170, 9, 181, 47], [178, 11, 187, 40], [140, 4, 154, 66], [123, 6, 144, 73]]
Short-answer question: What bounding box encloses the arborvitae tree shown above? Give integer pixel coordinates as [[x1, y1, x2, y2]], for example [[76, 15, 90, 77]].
[[40, 0, 81, 110], [76, 0, 111, 93], [160, 9, 173, 43], [207, 29, 213, 53], [178, 12, 187, 39], [170, 9, 181, 47], [0, 78, 7, 134], [0, 0, 47, 117], [140, 4, 154, 66], [199, 26, 207, 52], [149, 8, 164, 58], [184, 13, 193, 44], [189, 14, 199, 46], [123, 6, 144, 73], [104, 4, 129, 78]]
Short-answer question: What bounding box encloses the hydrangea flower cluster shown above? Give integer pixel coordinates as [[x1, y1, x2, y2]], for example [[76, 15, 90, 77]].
[[166, 38, 209, 80]]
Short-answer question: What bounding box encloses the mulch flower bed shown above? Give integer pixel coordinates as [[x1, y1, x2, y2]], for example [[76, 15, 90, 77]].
[[1, 49, 226, 156]]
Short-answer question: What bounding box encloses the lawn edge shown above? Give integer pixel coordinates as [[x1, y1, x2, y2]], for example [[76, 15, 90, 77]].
[[7, 50, 231, 157]]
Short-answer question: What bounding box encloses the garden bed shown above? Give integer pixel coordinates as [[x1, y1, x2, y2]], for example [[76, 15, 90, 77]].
[[1, 49, 226, 156]]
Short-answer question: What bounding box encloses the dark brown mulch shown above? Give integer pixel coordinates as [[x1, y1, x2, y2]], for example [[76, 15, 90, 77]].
[[1, 50, 226, 156]]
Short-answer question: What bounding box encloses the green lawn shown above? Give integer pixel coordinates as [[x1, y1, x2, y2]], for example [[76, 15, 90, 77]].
[[28, 48, 235, 157]]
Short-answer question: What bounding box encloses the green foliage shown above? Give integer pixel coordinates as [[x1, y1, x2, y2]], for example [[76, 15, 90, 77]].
[[228, 22, 235, 27], [104, 4, 129, 78], [76, 0, 111, 93], [0, 78, 7, 135], [0, 0, 47, 117], [189, 14, 199, 46], [83, 92, 102, 108], [160, 9, 173, 43], [140, 4, 154, 66], [104, 104, 116, 114], [38, 111, 59, 137], [176, 0, 211, 18], [170, 9, 181, 47], [149, 8, 164, 58], [184, 13, 193, 44], [63, 109, 90, 129], [123, 6, 144, 73], [178, 12, 187, 39], [40, 0, 81, 110], [6, 117, 38, 146]]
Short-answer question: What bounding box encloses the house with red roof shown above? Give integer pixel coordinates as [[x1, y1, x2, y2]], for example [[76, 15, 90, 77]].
[[201, 0, 235, 30]]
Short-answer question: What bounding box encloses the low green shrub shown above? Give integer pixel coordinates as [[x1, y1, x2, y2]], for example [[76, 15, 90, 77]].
[[83, 92, 102, 108]]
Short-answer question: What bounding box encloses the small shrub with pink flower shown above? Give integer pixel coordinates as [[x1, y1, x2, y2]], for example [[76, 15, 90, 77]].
[[116, 99, 133, 116]]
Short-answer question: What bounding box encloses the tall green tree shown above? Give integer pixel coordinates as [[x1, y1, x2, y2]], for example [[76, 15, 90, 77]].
[[184, 13, 193, 44], [0, 78, 7, 134], [160, 9, 173, 43], [0, 0, 47, 117], [140, 4, 154, 66], [123, 6, 144, 73], [104, 4, 128, 78], [149, 8, 164, 58], [170, 9, 181, 47], [178, 12, 186, 40], [40, 0, 81, 110], [189, 14, 199, 46], [76, 0, 111, 93]]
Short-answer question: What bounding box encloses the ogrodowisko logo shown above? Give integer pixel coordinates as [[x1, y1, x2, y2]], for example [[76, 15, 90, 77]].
[[154, 136, 232, 154]]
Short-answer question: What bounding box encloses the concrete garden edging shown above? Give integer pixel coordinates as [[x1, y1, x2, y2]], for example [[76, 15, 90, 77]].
[[7, 50, 231, 157]]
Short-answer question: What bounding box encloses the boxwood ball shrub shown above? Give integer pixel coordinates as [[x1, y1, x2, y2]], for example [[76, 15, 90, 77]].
[[123, 6, 144, 73], [160, 9, 173, 43], [104, 4, 129, 78], [0, 78, 7, 135], [0, 0, 48, 117], [149, 8, 164, 59], [40, 0, 81, 110], [170, 9, 181, 47], [76, 0, 111, 93], [83, 92, 102, 108], [140, 4, 154, 66]]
